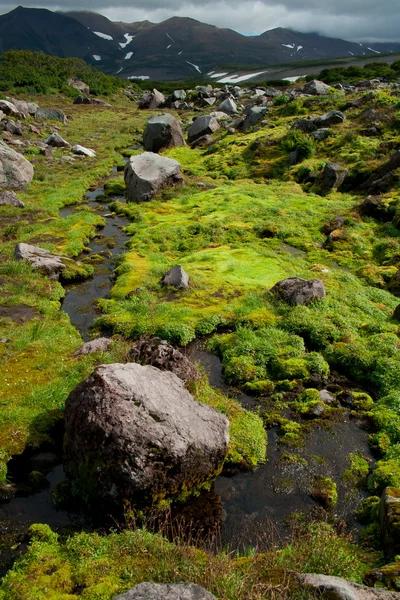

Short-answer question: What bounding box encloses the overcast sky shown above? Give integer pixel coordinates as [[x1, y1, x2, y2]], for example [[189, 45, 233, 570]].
[[0, 1, 399, 43]]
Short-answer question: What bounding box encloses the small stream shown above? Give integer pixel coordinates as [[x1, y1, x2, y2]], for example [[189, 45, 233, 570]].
[[0, 173, 374, 568]]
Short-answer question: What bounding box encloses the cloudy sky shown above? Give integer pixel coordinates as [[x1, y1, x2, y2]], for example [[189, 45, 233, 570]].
[[0, 1, 399, 42]]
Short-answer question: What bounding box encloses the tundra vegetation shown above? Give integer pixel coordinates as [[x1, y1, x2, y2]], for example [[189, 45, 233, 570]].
[[2, 50, 400, 598]]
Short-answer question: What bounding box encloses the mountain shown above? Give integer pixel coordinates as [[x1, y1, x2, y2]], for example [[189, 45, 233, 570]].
[[1, 7, 400, 80], [0, 6, 118, 69]]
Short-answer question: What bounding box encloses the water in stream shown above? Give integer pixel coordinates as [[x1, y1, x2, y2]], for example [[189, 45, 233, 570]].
[[0, 176, 374, 568]]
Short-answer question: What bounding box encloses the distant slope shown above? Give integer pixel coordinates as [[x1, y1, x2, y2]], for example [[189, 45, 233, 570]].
[[1, 7, 400, 81], [0, 6, 117, 69]]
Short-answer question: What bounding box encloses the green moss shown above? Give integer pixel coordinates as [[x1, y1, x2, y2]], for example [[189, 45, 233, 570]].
[[244, 379, 275, 395], [342, 452, 370, 487], [188, 376, 267, 469], [369, 458, 400, 494], [104, 179, 126, 197], [0, 521, 376, 599], [312, 476, 338, 509], [356, 496, 380, 524]]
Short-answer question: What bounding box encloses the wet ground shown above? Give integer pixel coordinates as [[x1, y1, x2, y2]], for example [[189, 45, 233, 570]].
[[0, 175, 375, 568]]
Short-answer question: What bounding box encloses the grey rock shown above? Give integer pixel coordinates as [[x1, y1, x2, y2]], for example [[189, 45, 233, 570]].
[[311, 128, 332, 141], [68, 78, 90, 95], [75, 338, 112, 356], [236, 106, 268, 133], [291, 118, 318, 133], [219, 97, 238, 114], [319, 389, 335, 403], [64, 363, 229, 507], [271, 277, 326, 305], [114, 583, 217, 600], [209, 111, 229, 121], [130, 338, 199, 382], [73, 96, 111, 106], [27, 102, 39, 116], [199, 97, 217, 107], [124, 152, 182, 203], [36, 108, 68, 124], [14, 243, 66, 280], [321, 162, 348, 190], [298, 573, 399, 600], [380, 487, 400, 559], [190, 134, 213, 148], [7, 98, 29, 118], [161, 264, 189, 289], [138, 89, 165, 110], [188, 116, 220, 143], [2, 118, 22, 136], [0, 190, 24, 208], [0, 141, 34, 189], [143, 113, 185, 153], [167, 89, 187, 103], [71, 145, 96, 157], [337, 390, 354, 407], [303, 80, 332, 95], [288, 148, 300, 165], [314, 110, 346, 127], [0, 100, 21, 118], [44, 133, 70, 148]]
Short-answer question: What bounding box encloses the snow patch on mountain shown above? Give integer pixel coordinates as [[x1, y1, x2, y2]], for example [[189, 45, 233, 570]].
[[125, 52, 133, 60], [128, 75, 150, 80], [93, 31, 113, 41], [282, 43, 295, 49], [218, 71, 267, 83], [92, 55, 101, 61], [119, 33, 135, 49], [367, 47, 380, 54], [186, 61, 202, 73]]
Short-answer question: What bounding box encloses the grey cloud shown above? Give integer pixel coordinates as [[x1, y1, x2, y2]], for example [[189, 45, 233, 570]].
[[0, 0, 399, 42]]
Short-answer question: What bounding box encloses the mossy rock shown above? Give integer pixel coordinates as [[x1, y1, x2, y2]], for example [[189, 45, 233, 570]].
[[311, 476, 338, 509]]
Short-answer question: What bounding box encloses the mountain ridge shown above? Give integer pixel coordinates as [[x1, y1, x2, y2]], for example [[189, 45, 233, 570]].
[[1, 7, 400, 80]]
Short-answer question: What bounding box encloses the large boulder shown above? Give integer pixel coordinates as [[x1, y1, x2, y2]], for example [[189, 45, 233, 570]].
[[143, 113, 185, 153], [0, 190, 24, 208], [44, 133, 70, 148], [36, 108, 68, 124], [303, 80, 332, 95], [0, 141, 34, 189], [235, 106, 268, 133], [138, 89, 165, 110], [161, 264, 189, 288], [0, 100, 21, 118], [130, 338, 199, 382], [63, 363, 230, 508], [291, 118, 318, 133], [320, 162, 348, 191], [73, 96, 111, 106], [298, 573, 399, 599], [71, 144, 96, 157], [113, 583, 217, 600], [314, 110, 346, 127], [271, 277, 326, 305], [380, 487, 400, 558], [166, 89, 187, 104], [188, 116, 220, 143], [124, 152, 182, 203], [218, 97, 237, 114], [6, 98, 29, 118], [14, 243, 66, 280], [2, 118, 22, 136]]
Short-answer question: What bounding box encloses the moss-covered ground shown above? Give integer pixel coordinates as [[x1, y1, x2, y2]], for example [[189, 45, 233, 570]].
[[2, 82, 400, 593], [0, 522, 375, 600]]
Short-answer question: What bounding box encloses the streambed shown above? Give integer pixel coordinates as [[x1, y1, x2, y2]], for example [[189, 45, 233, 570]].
[[0, 175, 374, 569]]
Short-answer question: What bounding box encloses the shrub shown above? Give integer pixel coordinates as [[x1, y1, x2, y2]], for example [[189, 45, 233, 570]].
[[281, 131, 315, 162]]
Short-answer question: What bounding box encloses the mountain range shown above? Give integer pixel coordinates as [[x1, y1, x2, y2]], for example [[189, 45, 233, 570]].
[[1, 6, 400, 81]]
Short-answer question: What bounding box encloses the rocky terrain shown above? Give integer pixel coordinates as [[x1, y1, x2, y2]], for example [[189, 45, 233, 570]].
[[2, 57, 400, 599]]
